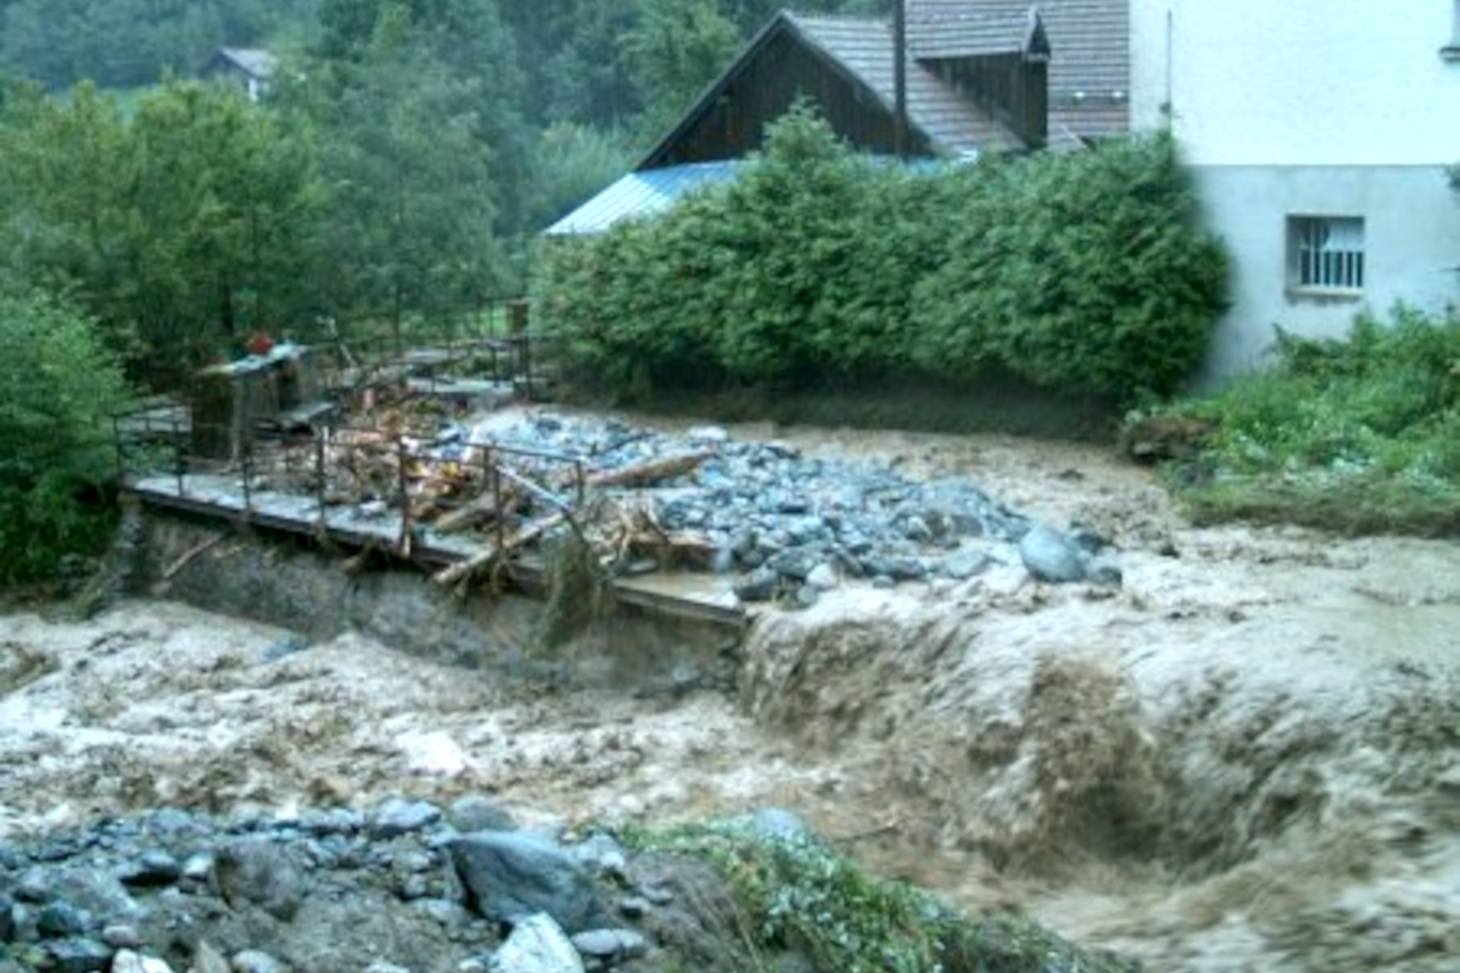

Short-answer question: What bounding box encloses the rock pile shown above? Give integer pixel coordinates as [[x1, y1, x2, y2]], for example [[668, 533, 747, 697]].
[[470, 413, 1121, 603], [0, 796, 706, 973], [0, 800, 1134, 973]]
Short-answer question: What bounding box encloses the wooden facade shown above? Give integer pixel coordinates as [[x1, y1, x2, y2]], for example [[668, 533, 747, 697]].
[[648, 28, 936, 167]]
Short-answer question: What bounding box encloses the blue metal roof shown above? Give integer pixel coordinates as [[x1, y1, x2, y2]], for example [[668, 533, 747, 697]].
[[544, 161, 741, 236]]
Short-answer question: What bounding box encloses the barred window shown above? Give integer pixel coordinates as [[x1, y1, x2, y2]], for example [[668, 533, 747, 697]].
[[1290, 216, 1365, 291]]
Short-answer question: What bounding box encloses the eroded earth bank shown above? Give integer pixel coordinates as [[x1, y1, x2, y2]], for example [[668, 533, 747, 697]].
[[3, 416, 1458, 972]]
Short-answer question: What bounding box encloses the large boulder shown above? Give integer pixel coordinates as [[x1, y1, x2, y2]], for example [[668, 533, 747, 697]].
[[211, 841, 308, 922], [448, 832, 602, 934], [1018, 524, 1088, 584]]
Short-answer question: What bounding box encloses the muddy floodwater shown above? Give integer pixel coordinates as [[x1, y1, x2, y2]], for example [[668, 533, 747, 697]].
[[3, 418, 1458, 972]]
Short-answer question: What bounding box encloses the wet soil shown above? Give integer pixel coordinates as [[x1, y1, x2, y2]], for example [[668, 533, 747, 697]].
[[3, 413, 1458, 972]]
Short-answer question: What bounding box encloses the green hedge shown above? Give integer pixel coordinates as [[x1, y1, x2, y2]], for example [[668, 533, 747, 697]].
[[536, 108, 1228, 404]]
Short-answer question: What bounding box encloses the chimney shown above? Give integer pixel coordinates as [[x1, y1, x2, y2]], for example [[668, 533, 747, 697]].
[[893, 0, 908, 157]]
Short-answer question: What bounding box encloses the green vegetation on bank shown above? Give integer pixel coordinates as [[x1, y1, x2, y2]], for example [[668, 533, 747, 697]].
[[621, 819, 1136, 973], [0, 285, 134, 585], [536, 109, 1228, 405], [1158, 306, 1460, 535]]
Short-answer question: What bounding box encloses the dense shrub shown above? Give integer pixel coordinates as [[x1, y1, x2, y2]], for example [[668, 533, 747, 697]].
[[536, 109, 1228, 404], [912, 134, 1228, 399], [1162, 306, 1460, 534], [0, 285, 133, 584]]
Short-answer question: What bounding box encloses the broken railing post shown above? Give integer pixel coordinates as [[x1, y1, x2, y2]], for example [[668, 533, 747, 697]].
[[490, 451, 504, 552], [239, 429, 254, 523], [314, 430, 327, 532], [396, 436, 411, 556]]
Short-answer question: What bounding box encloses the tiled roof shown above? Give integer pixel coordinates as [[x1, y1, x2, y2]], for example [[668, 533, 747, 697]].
[[907, 7, 1048, 61], [544, 162, 739, 235], [786, 13, 1023, 156], [909, 0, 1129, 140]]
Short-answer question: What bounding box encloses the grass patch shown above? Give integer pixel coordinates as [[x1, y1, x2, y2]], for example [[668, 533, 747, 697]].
[[620, 819, 1136, 973], [1156, 306, 1460, 535]]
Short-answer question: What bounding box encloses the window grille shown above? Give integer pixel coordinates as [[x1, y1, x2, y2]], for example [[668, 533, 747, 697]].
[[1292, 216, 1365, 291]]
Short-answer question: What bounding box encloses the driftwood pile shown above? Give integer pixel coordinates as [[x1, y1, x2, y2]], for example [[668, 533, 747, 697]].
[[258, 408, 719, 587]]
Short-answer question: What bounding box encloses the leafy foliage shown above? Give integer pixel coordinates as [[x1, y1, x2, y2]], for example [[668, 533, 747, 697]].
[[1159, 306, 1460, 534], [0, 0, 302, 90], [0, 285, 133, 585], [537, 110, 1229, 403], [622, 819, 1136, 973], [0, 79, 321, 385]]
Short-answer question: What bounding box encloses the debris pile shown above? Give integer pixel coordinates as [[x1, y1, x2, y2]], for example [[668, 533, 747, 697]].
[[249, 408, 1121, 602]]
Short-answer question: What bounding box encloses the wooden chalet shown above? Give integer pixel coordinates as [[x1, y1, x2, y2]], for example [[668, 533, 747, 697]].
[[550, 1, 1129, 235]]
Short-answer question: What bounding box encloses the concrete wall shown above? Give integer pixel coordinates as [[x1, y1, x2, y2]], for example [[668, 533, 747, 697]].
[[1191, 165, 1460, 383], [1128, 2, 1460, 383]]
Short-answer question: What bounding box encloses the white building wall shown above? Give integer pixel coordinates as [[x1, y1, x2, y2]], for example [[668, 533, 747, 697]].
[[1130, 1, 1460, 165], [1128, 1, 1460, 384]]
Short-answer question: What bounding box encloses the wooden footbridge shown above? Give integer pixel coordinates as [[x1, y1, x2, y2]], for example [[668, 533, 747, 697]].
[[114, 340, 747, 630]]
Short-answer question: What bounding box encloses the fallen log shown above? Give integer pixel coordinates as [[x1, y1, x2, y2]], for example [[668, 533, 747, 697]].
[[432, 485, 518, 534], [432, 511, 566, 587], [585, 450, 713, 490], [161, 531, 227, 581]]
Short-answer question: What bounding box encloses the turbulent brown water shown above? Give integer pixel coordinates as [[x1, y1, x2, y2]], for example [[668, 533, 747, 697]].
[[3, 422, 1458, 971]]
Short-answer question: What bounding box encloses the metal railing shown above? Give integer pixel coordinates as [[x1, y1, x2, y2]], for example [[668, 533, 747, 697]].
[[113, 405, 590, 559]]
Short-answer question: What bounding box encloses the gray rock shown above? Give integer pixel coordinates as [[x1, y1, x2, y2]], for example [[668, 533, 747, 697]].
[[1018, 524, 1088, 583], [766, 550, 816, 582], [615, 897, 650, 920], [101, 923, 141, 949], [118, 850, 181, 887], [49, 870, 140, 922], [180, 853, 213, 884], [732, 567, 779, 603], [111, 950, 175, 973], [1086, 560, 1124, 588], [191, 941, 232, 973], [1067, 524, 1110, 555], [570, 928, 648, 962], [794, 585, 820, 609], [747, 807, 811, 841], [38, 901, 88, 936], [43, 938, 111, 973], [490, 913, 584, 973], [259, 634, 309, 663], [567, 834, 627, 879], [860, 556, 926, 582], [805, 563, 838, 591], [448, 832, 602, 934], [448, 796, 518, 835], [232, 950, 288, 973], [940, 549, 989, 581], [212, 840, 307, 921], [901, 515, 933, 543], [371, 798, 443, 839], [300, 807, 363, 837], [14, 868, 51, 903], [412, 897, 475, 930]]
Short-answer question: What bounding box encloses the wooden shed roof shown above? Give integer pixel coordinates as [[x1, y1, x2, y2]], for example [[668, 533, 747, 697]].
[[906, 6, 1050, 61], [789, 12, 1024, 156], [910, 0, 1129, 141], [640, 11, 1024, 168]]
